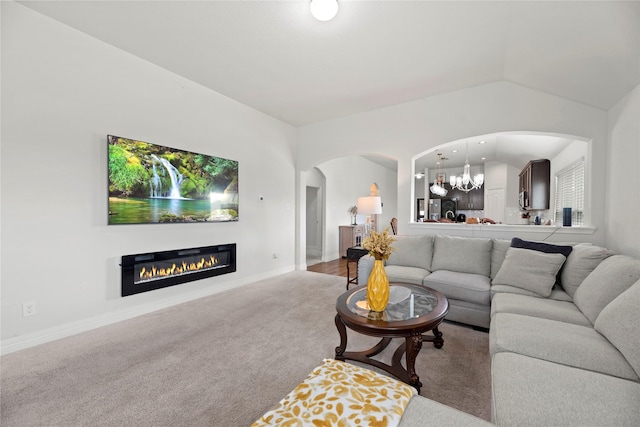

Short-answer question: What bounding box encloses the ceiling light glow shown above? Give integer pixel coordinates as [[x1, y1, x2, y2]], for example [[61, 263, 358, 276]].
[[310, 0, 339, 21]]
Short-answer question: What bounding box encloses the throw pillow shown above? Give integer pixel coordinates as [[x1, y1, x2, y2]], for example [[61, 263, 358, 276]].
[[251, 358, 416, 427], [492, 247, 567, 297], [510, 237, 573, 257]]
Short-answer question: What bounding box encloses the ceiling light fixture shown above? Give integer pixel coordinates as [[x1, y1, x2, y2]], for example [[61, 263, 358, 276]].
[[310, 0, 339, 21], [430, 153, 448, 197], [449, 142, 484, 193]]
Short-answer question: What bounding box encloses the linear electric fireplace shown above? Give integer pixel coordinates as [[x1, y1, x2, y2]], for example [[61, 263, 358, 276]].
[[121, 244, 236, 296]]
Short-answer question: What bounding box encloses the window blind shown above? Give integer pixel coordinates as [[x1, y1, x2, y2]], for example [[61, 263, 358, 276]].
[[554, 158, 584, 226]]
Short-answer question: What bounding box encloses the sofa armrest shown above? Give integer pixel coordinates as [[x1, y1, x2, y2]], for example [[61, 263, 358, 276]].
[[357, 254, 374, 285]]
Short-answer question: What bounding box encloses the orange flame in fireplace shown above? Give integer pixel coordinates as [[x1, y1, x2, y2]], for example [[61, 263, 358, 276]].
[[139, 255, 220, 281]]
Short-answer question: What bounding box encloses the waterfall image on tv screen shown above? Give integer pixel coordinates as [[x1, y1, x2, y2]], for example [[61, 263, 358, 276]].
[[108, 135, 238, 225]]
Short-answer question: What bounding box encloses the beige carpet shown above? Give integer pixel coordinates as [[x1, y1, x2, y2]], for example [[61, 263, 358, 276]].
[[1, 271, 491, 426]]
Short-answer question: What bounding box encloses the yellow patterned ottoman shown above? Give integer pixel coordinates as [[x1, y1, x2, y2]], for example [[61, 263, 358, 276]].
[[252, 358, 417, 427]]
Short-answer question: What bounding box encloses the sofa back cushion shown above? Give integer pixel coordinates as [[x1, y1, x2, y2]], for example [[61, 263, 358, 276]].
[[491, 239, 511, 279], [573, 255, 640, 324], [386, 235, 434, 271], [594, 279, 640, 378], [560, 243, 615, 297], [431, 235, 492, 276]]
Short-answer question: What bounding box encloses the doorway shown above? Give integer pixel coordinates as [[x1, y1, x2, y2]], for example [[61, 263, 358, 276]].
[[306, 186, 322, 266], [485, 188, 505, 223]]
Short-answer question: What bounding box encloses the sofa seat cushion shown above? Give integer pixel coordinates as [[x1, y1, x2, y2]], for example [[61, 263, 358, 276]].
[[431, 235, 492, 277], [424, 270, 491, 306], [491, 284, 573, 301], [385, 265, 430, 286], [573, 255, 640, 324], [490, 293, 590, 326], [398, 395, 492, 427], [386, 235, 434, 271], [490, 313, 638, 381], [492, 352, 640, 427]]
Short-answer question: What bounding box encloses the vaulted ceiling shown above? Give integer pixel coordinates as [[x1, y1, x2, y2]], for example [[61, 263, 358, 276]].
[[19, 1, 640, 128]]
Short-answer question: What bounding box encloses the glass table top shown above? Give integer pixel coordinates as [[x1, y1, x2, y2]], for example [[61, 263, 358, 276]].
[[346, 284, 439, 321]]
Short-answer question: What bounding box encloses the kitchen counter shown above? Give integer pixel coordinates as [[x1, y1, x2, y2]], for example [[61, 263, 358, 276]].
[[407, 222, 597, 244]]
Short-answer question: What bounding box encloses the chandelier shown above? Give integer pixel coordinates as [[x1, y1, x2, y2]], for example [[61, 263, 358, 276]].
[[430, 153, 448, 197], [450, 142, 484, 193]]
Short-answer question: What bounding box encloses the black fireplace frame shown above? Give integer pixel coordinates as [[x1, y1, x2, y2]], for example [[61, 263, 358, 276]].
[[121, 244, 236, 296]]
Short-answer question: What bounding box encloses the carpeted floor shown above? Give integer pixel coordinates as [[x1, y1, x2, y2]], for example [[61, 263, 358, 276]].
[[1, 271, 491, 426]]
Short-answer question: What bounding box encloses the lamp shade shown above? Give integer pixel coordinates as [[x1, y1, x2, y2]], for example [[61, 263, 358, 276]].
[[357, 196, 382, 215]]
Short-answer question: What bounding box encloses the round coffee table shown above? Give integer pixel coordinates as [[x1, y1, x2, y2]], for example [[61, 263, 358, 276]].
[[334, 283, 449, 393]]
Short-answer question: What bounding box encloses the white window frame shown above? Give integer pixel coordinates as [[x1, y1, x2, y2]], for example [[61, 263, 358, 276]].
[[554, 158, 585, 226]]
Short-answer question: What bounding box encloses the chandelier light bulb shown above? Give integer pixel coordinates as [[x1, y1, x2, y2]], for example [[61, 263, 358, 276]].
[[310, 0, 339, 21], [450, 142, 484, 193], [430, 152, 448, 196], [430, 181, 447, 197]]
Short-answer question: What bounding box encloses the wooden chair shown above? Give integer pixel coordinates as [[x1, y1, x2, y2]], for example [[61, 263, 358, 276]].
[[390, 217, 398, 235]]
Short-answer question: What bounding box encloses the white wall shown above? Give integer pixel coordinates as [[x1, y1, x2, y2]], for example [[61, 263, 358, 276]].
[[297, 81, 609, 246], [1, 3, 296, 351], [4, 2, 637, 354], [607, 85, 640, 258], [315, 156, 397, 260]]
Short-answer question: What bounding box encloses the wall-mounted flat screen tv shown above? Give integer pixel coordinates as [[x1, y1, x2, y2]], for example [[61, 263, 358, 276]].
[[108, 135, 238, 225]]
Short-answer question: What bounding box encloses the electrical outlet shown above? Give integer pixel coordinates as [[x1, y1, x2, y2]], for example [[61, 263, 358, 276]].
[[23, 301, 37, 317]]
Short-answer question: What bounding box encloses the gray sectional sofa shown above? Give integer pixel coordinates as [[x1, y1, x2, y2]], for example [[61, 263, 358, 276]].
[[359, 234, 497, 328], [356, 234, 640, 426]]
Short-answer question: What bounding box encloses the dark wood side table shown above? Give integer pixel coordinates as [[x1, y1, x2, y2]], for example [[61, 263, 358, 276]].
[[345, 246, 369, 290], [334, 283, 449, 393]]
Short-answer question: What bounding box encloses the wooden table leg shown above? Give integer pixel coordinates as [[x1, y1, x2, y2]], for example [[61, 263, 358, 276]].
[[405, 333, 423, 393], [421, 325, 444, 349], [334, 314, 348, 358], [432, 326, 444, 349]]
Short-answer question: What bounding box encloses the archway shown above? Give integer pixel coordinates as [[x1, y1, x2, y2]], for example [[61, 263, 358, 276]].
[[411, 131, 591, 226], [297, 154, 398, 270]]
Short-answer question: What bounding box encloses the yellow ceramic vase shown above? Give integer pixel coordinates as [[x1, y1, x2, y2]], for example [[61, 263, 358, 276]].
[[367, 259, 390, 312]]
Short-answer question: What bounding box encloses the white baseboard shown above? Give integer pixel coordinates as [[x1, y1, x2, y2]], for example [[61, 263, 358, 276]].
[[324, 252, 340, 262], [1, 266, 295, 355]]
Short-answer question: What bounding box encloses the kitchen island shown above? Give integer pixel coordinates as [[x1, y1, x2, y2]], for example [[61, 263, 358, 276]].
[[407, 222, 598, 245]]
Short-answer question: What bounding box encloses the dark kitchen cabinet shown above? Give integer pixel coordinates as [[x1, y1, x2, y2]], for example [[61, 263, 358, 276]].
[[447, 184, 484, 210], [468, 187, 484, 210], [519, 159, 550, 210]]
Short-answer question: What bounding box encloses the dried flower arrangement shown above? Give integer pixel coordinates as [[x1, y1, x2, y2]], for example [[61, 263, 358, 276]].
[[348, 205, 358, 216], [362, 227, 396, 260]]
